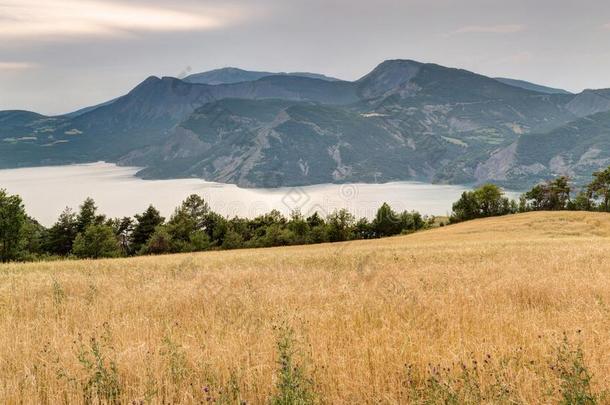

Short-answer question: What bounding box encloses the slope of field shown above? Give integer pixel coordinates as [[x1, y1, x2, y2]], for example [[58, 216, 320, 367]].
[[2, 212, 610, 403]]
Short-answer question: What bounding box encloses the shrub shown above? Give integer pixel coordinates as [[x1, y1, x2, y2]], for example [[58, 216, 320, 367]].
[[552, 336, 598, 405], [77, 325, 121, 404], [269, 326, 316, 405]]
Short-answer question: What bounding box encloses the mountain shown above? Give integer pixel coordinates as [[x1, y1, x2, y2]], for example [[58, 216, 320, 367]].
[[2, 59, 610, 189], [184, 67, 339, 85], [564, 89, 610, 117], [0, 110, 46, 137], [120, 61, 585, 187], [494, 77, 572, 95], [119, 98, 430, 187], [64, 97, 120, 118], [475, 111, 610, 188], [0, 74, 360, 168]]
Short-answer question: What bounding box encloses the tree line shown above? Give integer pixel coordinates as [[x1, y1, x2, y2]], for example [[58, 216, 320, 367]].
[[450, 166, 610, 223], [0, 193, 432, 262]]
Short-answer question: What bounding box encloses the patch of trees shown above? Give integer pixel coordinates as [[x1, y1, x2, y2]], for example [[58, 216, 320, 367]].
[[450, 184, 516, 223], [450, 166, 610, 223], [0, 192, 432, 262]]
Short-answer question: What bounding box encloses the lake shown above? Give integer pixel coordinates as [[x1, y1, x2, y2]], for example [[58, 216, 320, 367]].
[[0, 162, 477, 226]]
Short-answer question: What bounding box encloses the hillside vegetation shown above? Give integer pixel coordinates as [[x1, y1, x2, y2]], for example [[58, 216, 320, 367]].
[[2, 212, 610, 403]]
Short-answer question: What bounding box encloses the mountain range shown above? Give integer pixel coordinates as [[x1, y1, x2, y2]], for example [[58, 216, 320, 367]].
[[1, 60, 610, 189]]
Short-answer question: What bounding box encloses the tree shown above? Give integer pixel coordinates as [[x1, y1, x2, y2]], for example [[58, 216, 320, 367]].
[[475, 184, 512, 217], [222, 229, 244, 250], [141, 226, 172, 255], [548, 176, 571, 210], [523, 184, 546, 211], [258, 223, 293, 247], [451, 191, 479, 222], [228, 217, 251, 241], [188, 230, 211, 251], [326, 209, 355, 242], [178, 194, 210, 229], [45, 207, 79, 256], [131, 205, 164, 253], [451, 184, 513, 222], [76, 197, 105, 234], [308, 224, 328, 244], [569, 191, 595, 211], [0, 189, 27, 262], [523, 176, 572, 211], [166, 210, 197, 252], [108, 217, 133, 255], [306, 212, 325, 228], [354, 218, 374, 239], [287, 210, 309, 245], [588, 167, 610, 211], [372, 203, 401, 237], [204, 212, 228, 246], [399, 211, 425, 233], [20, 217, 46, 259], [72, 224, 121, 259], [166, 195, 212, 252]]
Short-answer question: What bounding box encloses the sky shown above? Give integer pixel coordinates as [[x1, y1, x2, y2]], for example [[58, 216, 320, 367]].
[[2, 0, 610, 115]]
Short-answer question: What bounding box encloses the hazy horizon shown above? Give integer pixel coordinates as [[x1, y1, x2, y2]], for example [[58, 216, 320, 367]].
[[2, 0, 610, 115]]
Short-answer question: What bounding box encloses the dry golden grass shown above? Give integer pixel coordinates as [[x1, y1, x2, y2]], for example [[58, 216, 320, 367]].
[[2, 211, 610, 404]]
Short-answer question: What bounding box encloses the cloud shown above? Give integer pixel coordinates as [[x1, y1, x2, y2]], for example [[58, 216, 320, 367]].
[[453, 24, 525, 34], [603, 23, 610, 30], [0, 0, 244, 39], [0, 61, 37, 70]]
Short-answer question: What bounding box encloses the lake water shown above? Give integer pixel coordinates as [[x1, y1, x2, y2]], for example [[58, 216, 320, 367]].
[[0, 162, 476, 226]]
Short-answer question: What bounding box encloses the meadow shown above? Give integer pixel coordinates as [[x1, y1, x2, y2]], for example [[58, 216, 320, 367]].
[[2, 211, 610, 404]]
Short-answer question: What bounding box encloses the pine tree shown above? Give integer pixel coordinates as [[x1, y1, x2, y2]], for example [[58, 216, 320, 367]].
[[130, 205, 164, 253]]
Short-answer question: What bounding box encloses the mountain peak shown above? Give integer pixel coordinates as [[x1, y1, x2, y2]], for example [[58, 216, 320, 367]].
[[129, 76, 161, 92], [377, 59, 424, 67], [357, 59, 424, 99], [143, 75, 161, 84], [361, 59, 424, 78]]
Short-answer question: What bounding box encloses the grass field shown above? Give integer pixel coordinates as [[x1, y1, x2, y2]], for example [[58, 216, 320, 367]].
[[2, 211, 610, 404]]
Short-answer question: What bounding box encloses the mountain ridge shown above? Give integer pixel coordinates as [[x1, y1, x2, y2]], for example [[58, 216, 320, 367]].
[[494, 77, 573, 95], [1, 59, 608, 189], [184, 67, 340, 85]]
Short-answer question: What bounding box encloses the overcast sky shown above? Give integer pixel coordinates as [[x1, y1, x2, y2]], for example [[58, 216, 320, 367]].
[[2, 0, 610, 115]]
